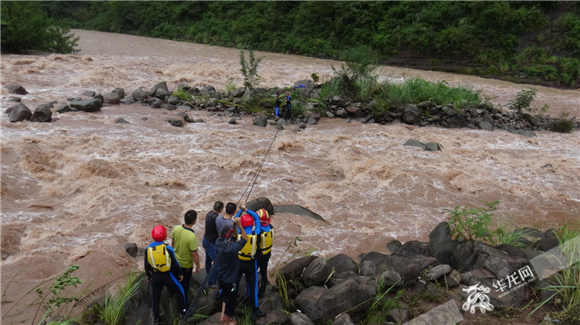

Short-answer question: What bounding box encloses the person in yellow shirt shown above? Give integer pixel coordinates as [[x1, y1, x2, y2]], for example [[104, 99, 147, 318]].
[[171, 210, 201, 305]]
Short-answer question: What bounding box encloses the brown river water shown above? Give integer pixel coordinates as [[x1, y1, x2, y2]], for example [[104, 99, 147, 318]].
[[1, 30, 579, 321]]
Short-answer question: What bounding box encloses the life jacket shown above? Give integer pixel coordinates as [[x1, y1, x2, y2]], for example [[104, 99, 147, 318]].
[[147, 244, 171, 272], [238, 232, 258, 261], [259, 227, 274, 255]]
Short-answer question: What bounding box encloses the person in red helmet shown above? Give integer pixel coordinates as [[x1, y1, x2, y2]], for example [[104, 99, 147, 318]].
[[236, 204, 266, 320], [256, 208, 274, 297], [145, 225, 186, 324]]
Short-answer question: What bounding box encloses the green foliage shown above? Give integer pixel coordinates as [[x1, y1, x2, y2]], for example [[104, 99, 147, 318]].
[[509, 88, 537, 113], [488, 214, 527, 248], [331, 45, 380, 100], [445, 201, 499, 242], [101, 273, 143, 325], [33, 265, 83, 325], [549, 119, 575, 133], [172, 89, 193, 101], [225, 78, 237, 93], [239, 49, 264, 90], [1, 2, 79, 54], [379, 79, 480, 109], [311, 73, 320, 85], [363, 281, 401, 325]]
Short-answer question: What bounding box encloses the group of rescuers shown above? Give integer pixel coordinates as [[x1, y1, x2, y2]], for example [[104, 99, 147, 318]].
[[144, 201, 274, 324]]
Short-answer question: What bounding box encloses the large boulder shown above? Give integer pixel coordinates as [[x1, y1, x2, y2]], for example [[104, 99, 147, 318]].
[[150, 81, 168, 95], [279, 256, 317, 281], [361, 253, 438, 283], [131, 88, 150, 101], [429, 222, 450, 245], [112, 88, 125, 98], [103, 92, 121, 104], [70, 98, 102, 112], [377, 270, 403, 290], [360, 260, 377, 278], [31, 104, 52, 122], [433, 240, 461, 265], [246, 197, 274, 217], [328, 270, 358, 288], [231, 87, 245, 98], [446, 114, 468, 128], [6, 103, 32, 122], [200, 85, 216, 96], [295, 286, 327, 316], [393, 241, 434, 257], [253, 115, 268, 127], [294, 79, 314, 95], [4, 84, 28, 95], [404, 139, 426, 150], [326, 254, 359, 274], [289, 312, 314, 325], [425, 264, 451, 281], [402, 104, 421, 124], [303, 257, 332, 287], [452, 241, 528, 279], [311, 276, 377, 322]]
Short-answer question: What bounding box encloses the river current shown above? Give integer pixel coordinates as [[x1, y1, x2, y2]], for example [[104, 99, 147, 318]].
[[1, 30, 579, 321]]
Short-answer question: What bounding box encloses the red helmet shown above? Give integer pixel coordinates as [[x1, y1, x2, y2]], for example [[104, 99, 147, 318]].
[[258, 208, 270, 226], [151, 225, 167, 242], [240, 214, 254, 228]]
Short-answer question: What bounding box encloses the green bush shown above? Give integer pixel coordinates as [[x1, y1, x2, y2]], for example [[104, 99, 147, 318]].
[[172, 89, 193, 101], [1, 2, 79, 54], [445, 201, 499, 242], [331, 45, 380, 100], [550, 119, 575, 133], [509, 88, 537, 113], [240, 49, 264, 90]]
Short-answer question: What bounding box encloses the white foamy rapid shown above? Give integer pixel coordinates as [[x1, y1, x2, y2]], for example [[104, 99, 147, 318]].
[[1, 30, 579, 321]]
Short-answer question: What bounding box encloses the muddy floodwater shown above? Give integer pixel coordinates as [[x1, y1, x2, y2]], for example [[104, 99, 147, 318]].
[[1, 30, 579, 322]]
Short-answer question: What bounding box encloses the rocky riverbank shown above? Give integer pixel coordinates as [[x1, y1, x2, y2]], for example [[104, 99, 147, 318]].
[[70, 198, 577, 325], [4, 79, 578, 136]]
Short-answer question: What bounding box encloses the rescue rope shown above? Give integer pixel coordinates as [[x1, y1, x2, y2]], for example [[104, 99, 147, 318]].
[[181, 127, 279, 324]]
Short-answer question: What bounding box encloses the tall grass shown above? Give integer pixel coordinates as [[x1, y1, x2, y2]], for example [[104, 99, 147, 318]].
[[379, 79, 480, 109], [101, 273, 143, 325], [488, 214, 527, 248], [531, 219, 580, 316]]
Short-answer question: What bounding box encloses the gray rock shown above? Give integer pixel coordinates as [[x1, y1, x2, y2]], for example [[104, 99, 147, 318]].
[[447, 114, 468, 128], [176, 83, 191, 91], [444, 107, 458, 116], [404, 139, 426, 150], [294, 79, 314, 93], [335, 109, 347, 118], [228, 118, 237, 124], [31, 104, 52, 122], [6, 103, 32, 122], [124, 243, 138, 257], [387, 308, 409, 324], [452, 241, 528, 280], [167, 119, 185, 127], [112, 88, 125, 98], [176, 112, 193, 123], [295, 286, 327, 316], [429, 222, 450, 245], [378, 270, 403, 289], [81, 90, 95, 97], [70, 98, 102, 112], [4, 84, 28, 95], [245, 197, 273, 217], [120, 98, 135, 105], [299, 123, 307, 129], [253, 115, 268, 127], [361, 252, 438, 283], [9, 97, 21, 102], [192, 118, 204, 123], [387, 239, 402, 254], [393, 241, 434, 257], [433, 240, 461, 265], [131, 88, 150, 101], [360, 260, 377, 278], [274, 125, 284, 130], [417, 101, 432, 109], [176, 105, 192, 111], [332, 314, 355, 325], [425, 264, 451, 281], [444, 269, 462, 288], [163, 104, 176, 110], [311, 276, 377, 322], [532, 237, 559, 252], [424, 142, 443, 152], [200, 85, 216, 96], [303, 257, 332, 287], [326, 112, 335, 118], [115, 118, 129, 124], [402, 104, 422, 124], [289, 312, 314, 325], [306, 118, 317, 125], [231, 87, 245, 98], [479, 121, 494, 131], [56, 104, 72, 113], [167, 95, 180, 105], [150, 81, 168, 95], [280, 256, 317, 281], [327, 254, 359, 275], [330, 96, 345, 106], [103, 92, 121, 104], [149, 98, 162, 108]]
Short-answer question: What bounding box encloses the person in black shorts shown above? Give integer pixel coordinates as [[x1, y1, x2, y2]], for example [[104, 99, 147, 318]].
[[216, 218, 247, 325]]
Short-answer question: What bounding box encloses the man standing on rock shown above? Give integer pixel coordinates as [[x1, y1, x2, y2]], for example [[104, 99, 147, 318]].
[[171, 210, 201, 305], [284, 92, 292, 122], [203, 201, 223, 289], [275, 95, 281, 117], [216, 218, 248, 325]]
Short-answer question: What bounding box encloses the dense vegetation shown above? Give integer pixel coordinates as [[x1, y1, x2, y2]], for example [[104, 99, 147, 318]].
[[35, 1, 580, 88], [1, 1, 79, 54]]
